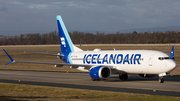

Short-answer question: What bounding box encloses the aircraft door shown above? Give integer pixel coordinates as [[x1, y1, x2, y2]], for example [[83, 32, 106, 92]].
[[148, 54, 154, 66]]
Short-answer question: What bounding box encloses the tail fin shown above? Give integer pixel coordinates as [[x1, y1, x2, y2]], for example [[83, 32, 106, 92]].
[[56, 15, 82, 54], [170, 46, 174, 60]]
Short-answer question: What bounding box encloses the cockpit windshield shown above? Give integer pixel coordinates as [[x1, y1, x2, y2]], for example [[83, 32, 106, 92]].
[[158, 57, 174, 60]]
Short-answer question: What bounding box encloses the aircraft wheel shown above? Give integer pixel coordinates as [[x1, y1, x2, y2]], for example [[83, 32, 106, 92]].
[[119, 74, 128, 81], [159, 77, 164, 83], [91, 78, 96, 81], [97, 79, 100, 81]]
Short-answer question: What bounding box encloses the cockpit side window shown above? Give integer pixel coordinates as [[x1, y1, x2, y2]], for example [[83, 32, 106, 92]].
[[164, 57, 170, 59], [158, 57, 163, 60], [158, 57, 171, 60]]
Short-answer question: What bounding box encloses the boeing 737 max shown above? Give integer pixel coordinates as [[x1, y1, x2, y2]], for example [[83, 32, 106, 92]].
[[3, 15, 177, 83]]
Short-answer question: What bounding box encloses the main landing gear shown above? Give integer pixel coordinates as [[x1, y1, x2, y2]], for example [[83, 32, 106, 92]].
[[91, 78, 100, 81], [119, 74, 128, 81]]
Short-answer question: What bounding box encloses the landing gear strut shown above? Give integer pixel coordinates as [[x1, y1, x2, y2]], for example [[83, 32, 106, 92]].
[[119, 74, 128, 81], [159, 77, 164, 83]]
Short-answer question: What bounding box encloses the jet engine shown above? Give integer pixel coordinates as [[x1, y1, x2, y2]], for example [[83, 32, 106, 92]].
[[89, 66, 111, 80]]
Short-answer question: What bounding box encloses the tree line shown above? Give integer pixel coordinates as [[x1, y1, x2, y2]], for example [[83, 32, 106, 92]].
[[0, 31, 180, 45]]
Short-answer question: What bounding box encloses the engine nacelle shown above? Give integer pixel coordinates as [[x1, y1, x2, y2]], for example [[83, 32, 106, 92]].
[[89, 66, 111, 79]]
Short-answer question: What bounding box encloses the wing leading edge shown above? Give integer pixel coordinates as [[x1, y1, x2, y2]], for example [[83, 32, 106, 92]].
[[23, 51, 64, 57]]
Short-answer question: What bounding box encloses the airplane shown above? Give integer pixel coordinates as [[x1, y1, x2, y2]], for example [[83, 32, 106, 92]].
[[3, 15, 177, 83]]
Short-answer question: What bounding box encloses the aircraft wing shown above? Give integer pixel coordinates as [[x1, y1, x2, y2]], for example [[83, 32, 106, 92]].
[[3, 49, 114, 70], [13, 60, 94, 67]]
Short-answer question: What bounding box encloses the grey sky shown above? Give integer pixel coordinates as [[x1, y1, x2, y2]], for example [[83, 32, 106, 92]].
[[0, 0, 180, 35]]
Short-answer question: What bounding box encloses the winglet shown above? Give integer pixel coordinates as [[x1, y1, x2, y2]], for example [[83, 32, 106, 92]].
[[170, 46, 174, 59], [3, 49, 15, 66]]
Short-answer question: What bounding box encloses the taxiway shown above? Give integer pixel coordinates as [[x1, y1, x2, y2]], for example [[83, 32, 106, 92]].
[[0, 70, 180, 97]]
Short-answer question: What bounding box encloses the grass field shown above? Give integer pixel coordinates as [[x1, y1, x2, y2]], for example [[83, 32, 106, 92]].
[[0, 44, 180, 75], [0, 82, 180, 101]]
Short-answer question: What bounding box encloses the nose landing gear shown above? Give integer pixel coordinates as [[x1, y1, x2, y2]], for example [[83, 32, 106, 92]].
[[158, 73, 167, 83], [159, 77, 164, 83]]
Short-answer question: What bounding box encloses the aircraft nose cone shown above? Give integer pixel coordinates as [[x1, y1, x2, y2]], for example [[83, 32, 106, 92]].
[[166, 60, 177, 71]]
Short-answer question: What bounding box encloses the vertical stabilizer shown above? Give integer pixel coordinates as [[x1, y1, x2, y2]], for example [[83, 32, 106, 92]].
[[56, 15, 82, 54]]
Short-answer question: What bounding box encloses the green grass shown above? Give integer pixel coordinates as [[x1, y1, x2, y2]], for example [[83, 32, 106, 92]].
[[0, 83, 180, 101]]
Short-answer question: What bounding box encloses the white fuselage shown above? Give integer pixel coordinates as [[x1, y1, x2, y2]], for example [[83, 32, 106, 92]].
[[70, 50, 176, 74]]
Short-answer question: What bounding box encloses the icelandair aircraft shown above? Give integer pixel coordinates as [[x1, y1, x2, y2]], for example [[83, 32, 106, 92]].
[[3, 15, 177, 83]]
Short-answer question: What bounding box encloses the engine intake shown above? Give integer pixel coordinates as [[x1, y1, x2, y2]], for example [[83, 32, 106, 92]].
[[89, 66, 111, 79]]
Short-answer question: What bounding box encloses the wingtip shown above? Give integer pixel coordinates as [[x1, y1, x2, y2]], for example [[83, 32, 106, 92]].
[[171, 46, 174, 52], [3, 49, 14, 65], [170, 46, 174, 58]]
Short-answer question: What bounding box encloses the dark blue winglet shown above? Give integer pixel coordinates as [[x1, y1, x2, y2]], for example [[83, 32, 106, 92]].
[[170, 46, 174, 59], [3, 49, 14, 66]]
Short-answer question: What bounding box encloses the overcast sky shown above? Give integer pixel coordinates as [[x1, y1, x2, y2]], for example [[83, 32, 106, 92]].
[[0, 0, 180, 36]]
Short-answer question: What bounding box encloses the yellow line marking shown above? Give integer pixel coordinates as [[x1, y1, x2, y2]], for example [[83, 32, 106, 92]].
[[137, 81, 180, 84]]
